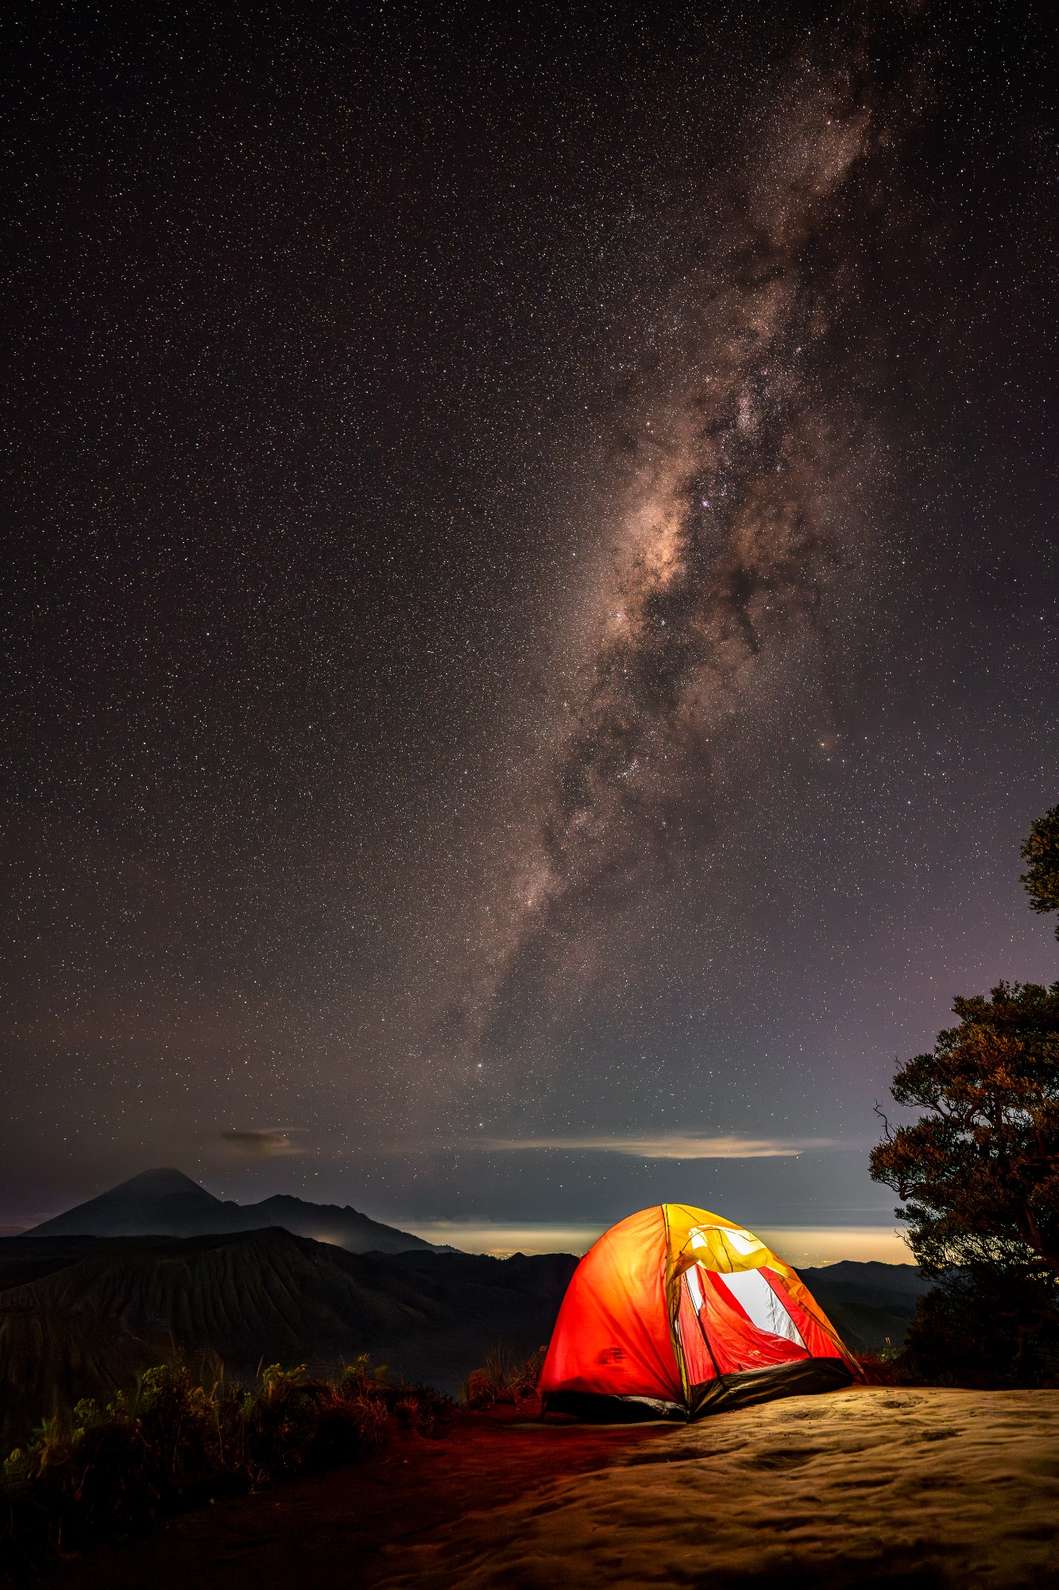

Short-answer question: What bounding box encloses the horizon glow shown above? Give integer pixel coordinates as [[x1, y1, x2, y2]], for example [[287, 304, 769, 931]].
[[406, 1220, 911, 1266]]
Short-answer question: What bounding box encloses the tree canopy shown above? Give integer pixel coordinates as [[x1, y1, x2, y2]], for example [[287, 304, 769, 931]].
[[1020, 803, 1059, 937], [870, 980, 1059, 1280]]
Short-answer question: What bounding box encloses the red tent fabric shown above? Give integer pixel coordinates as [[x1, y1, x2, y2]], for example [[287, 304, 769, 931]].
[[539, 1203, 859, 1418]]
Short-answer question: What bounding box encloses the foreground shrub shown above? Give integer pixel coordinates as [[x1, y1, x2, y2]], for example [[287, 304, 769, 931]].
[[2, 1398, 159, 1571], [0, 1355, 446, 1580], [463, 1344, 547, 1409], [855, 1347, 913, 1387]]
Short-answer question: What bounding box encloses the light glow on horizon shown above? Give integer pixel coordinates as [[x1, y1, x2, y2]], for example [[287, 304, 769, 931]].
[[406, 1220, 911, 1266]]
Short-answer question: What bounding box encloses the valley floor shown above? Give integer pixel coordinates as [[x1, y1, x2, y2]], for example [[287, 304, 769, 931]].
[[61, 1387, 1059, 1588]]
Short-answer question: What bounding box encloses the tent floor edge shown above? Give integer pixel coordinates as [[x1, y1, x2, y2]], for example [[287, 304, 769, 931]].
[[688, 1355, 853, 1418], [541, 1391, 686, 1423]]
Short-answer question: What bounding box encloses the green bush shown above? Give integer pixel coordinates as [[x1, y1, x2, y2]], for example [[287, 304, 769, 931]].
[[0, 1354, 438, 1580]]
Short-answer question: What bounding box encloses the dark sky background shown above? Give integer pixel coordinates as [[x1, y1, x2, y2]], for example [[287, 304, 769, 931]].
[[3, 2, 1057, 1254]]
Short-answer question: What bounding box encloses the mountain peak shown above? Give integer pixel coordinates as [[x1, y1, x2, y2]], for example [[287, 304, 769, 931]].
[[26, 1170, 433, 1253], [109, 1168, 217, 1201], [28, 1167, 222, 1238]]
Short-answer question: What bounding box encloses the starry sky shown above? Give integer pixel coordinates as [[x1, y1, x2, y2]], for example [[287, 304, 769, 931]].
[[3, 2, 1057, 1256]]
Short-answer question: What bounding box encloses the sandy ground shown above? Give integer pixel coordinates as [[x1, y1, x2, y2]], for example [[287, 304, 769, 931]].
[[60, 1387, 1059, 1589]]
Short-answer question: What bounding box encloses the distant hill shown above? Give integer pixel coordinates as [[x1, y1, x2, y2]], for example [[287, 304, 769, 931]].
[[800, 1260, 933, 1355], [799, 1260, 932, 1302], [0, 1229, 577, 1445], [27, 1168, 435, 1254]]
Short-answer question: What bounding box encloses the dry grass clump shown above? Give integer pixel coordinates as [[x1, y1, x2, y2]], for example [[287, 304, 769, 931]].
[[463, 1344, 547, 1410], [0, 1355, 452, 1581]]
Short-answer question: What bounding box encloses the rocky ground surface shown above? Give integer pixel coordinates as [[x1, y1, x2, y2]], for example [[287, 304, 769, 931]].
[[56, 1387, 1059, 1588]]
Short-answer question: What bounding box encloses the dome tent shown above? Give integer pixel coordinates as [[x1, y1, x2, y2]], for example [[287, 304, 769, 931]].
[[539, 1204, 859, 1419]]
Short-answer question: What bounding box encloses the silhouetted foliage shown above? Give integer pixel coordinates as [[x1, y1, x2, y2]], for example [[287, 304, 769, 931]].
[[870, 981, 1059, 1280], [853, 1345, 912, 1387], [900, 1268, 1059, 1388], [1021, 803, 1059, 937], [0, 1356, 453, 1581], [870, 807, 1059, 1386], [463, 1343, 547, 1409]]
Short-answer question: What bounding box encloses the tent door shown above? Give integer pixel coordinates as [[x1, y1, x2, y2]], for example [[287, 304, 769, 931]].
[[675, 1264, 721, 1386], [679, 1262, 811, 1381]]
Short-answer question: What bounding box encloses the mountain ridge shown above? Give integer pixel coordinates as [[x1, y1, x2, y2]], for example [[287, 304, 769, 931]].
[[0, 1223, 933, 1446], [27, 1168, 434, 1254], [0, 1228, 577, 1444]]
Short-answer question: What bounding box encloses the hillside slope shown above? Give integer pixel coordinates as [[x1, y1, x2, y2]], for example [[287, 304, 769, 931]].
[[799, 1260, 931, 1355], [0, 1230, 576, 1445]]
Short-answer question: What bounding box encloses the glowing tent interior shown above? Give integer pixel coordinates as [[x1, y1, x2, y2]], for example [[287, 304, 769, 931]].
[[539, 1203, 860, 1418]]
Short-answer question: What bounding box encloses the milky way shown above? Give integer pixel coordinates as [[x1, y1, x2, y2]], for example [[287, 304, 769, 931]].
[[4, 4, 1055, 1233], [450, 52, 911, 1093]]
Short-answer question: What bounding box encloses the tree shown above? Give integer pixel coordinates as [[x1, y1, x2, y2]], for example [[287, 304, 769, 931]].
[[871, 806, 1059, 1384], [870, 981, 1059, 1281], [1021, 803, 1059, 937], [897, 1264, 1059, 1387]]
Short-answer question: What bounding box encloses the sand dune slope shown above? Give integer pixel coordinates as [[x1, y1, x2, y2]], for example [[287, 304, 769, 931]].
[[377, 1387, 1059, 1588]]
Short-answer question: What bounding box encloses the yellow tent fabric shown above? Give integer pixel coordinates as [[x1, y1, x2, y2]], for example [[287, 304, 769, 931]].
[[540, 1203, 859, 1418]]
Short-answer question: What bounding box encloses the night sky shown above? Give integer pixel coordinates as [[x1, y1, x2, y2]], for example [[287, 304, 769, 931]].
[[4, 2, 1057, 1258]]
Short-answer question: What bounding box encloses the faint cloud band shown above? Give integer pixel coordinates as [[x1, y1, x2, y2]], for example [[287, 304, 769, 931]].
[[464, 1133, 847, 1160], [219, 1128, 308, 1158]]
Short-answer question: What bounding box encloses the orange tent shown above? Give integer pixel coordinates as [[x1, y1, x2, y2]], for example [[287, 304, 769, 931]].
[[539, 1204, 860, 1418]]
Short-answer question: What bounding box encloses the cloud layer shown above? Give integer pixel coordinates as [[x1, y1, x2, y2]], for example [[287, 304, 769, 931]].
[[469, 1133, 846, 1160], [219, 1128, 307, 1159]]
